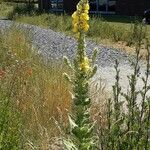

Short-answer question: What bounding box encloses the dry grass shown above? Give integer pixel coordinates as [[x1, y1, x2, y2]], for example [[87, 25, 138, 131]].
[[0, 28, 73, 149], [0, 26, 109, 149]]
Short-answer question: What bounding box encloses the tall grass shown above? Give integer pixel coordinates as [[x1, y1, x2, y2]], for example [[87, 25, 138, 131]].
[[0, 28, 72, 149]]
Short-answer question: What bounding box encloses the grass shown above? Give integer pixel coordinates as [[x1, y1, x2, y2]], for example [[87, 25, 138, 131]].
[[0, 26, 108, 149], [0, 2, 14, 17], [101, 15, 139, 23], [0, 28, 72, 149], [0, 3, 150, 150], [0, 25, 108, 149]]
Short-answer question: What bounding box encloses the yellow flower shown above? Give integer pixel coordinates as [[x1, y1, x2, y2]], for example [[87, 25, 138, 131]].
[[80, 21, 89, 32], [80, 57, 91, 72], [83, 24, 89, 32], [72, 0, 90, 35], [73, 23, 78, 33], [77, 4, 82, 11], [83, 3, 90, 11], [80, 13, 89, 21], [73, 17, 79, 25], [72, 12, 78, 19]]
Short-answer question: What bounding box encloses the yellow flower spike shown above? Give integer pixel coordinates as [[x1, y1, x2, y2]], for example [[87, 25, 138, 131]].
[[84, 3, 90, 11], [66, 1, 98, 149], [83, 24, 89, 32], [72, 12, 78, 19], [80, 13, 89, 21], [80, 56, 91, 72], [73, 23, 78, 33], [77, 4, 82, 11], [72, 0, 90, 36]]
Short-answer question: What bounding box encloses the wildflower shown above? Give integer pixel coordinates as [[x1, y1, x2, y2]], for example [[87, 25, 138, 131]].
[[72, 12, 79, 33], [26, 68, 32, 76], [83, 3, 90, 12], [80, 57, 91, 72], [80, 13, 89, 21], [0, 70, 6, 79], [72, 0, 90, 34], [73, 23, 78, 33], [77, 3, 82, 11], [81, 22, 89, 32], [72, 12, 78, 19], [64, 1, 97, 149]]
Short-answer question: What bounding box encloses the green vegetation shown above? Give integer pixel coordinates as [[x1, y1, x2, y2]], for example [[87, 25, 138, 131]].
[[0, 3, 150, 49], [4, 4, 150, 57], [0, 2, 150, 150], [0, 28, 72, 149], [63, 1, 98, 149], [14, 13, 150, 45], [0, 3, 14, 17]]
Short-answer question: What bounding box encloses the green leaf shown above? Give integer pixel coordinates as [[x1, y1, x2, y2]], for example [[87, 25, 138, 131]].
[[89, 65, 98, 78], [63, 56, 73, 70], [63, 73, 72, 83], [92, 48, 98, 64]]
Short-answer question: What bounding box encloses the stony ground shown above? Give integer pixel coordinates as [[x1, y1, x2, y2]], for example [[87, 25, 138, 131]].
[[0, 20, 148, 96]]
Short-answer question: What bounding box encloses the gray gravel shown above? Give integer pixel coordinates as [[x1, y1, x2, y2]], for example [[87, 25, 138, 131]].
[[0, 19, 131, 67], [0, 20, 149, 96]]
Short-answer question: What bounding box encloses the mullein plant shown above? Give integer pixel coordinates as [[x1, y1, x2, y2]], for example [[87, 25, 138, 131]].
[[63, 0, 98, 149], [99, 24, 150, 150]]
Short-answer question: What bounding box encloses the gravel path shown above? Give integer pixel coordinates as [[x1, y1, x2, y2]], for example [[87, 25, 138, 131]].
[[0, 20, 148, 95]]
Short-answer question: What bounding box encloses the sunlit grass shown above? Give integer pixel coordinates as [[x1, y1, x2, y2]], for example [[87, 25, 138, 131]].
[[0, 2, 14, 17], [0, 26, 107, 149], [0, 28, 72, 149]]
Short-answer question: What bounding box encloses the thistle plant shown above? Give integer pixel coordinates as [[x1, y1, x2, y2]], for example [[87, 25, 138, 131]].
[[63, 0, 98, 149]]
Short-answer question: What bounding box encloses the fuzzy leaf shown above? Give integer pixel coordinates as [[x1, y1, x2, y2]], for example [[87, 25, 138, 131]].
[[92, 48, 98, 64], [68, 115, 78, 130], [63, 56, 73, 70], [89, 65, 98, 78], [63, 139, 78, 150], [63, 73, 72, 83]]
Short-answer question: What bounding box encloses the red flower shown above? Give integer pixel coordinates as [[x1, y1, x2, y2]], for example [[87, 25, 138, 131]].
[[26, 68, 33, 76], [0, 70, 6, 79]]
